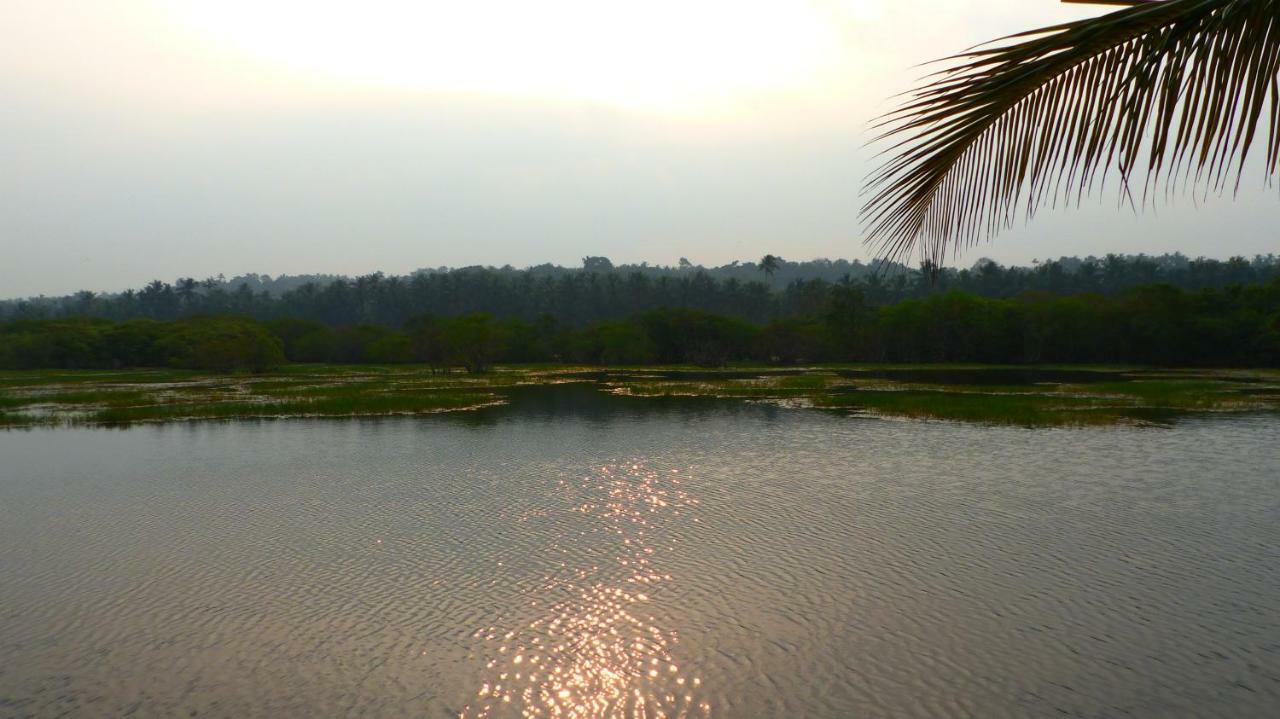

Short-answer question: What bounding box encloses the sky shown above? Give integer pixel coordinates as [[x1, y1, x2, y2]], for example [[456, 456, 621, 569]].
[[2, 0, 1276, 297]]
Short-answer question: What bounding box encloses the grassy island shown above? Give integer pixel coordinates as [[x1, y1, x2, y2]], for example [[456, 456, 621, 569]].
[[2, 364, 1277, 429]]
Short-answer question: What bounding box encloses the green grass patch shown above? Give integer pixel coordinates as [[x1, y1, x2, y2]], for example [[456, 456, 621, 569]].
[[815, 389, 1130, 426], [1, 364, 1276, 429], [0, 364, 513, 427], [777, 374, 834, 390], [1059, 380, 1252, 408], [91, 390, 498, 425]]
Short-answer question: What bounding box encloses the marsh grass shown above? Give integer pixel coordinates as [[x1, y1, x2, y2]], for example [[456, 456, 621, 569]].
[[0, 369, 208, 388], [1063, 380, 1255, 408], [1, 364, 1276, 428], [91, 391, 496, 424], [605, 365, 1279, 426], [815, 390, 1131, 426], [0, 410, 34, 427], [777, 374, 835, 390], [0, 364, 510, 427]]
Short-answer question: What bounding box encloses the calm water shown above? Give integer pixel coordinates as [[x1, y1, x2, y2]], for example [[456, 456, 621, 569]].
[[1, 386, 1278, 718]]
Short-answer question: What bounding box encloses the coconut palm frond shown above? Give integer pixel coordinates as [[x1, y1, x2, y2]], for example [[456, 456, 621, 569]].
[[863, 0, 1280, 265]]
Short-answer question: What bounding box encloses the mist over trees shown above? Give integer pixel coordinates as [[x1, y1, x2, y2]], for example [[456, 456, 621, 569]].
[[3, 254, 1277, 327]]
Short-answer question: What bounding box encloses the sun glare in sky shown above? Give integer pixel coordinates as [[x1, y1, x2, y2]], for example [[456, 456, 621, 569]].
[[167, 0, 881, 111]]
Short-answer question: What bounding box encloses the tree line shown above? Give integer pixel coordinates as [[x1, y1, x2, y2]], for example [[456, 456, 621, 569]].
[[3, 254, 1277, 328], [4, 279, 1277, 371]]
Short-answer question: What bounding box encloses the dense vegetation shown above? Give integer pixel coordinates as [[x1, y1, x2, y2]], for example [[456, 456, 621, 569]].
[[4, 254, 1277, 328], [0, 317, 285, 372], [4, 278, 1277, 371]]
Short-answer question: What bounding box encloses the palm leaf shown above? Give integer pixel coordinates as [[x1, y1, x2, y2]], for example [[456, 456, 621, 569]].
[[863, 0, 1280, 265]]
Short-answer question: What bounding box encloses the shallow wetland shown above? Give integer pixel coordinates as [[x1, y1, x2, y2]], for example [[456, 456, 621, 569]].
[[2, 364, 1277, 428]]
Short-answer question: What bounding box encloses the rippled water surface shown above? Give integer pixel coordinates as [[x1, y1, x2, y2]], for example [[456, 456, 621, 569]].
[[1, 386, 1278, 718]]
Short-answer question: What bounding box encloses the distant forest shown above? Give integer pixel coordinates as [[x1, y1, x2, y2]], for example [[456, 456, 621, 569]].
[[5, 275, 1278, 371], [3, 254, 1278, 327]]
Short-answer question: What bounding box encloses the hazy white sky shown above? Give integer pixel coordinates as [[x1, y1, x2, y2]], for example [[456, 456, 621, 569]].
[[2, 0, 1276, 297]]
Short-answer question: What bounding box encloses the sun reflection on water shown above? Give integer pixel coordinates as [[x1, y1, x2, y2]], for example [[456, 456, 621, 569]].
[[462, 462, 710, 719]]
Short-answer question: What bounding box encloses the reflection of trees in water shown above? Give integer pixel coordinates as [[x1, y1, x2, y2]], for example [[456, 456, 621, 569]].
[[462, 462, 710, 719]]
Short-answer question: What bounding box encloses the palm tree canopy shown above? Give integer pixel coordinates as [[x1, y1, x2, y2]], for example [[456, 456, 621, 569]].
[[863, 0, 1279, 265]]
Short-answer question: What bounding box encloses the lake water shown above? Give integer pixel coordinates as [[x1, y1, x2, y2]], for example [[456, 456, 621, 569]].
[[1, 385, 1277, 718]]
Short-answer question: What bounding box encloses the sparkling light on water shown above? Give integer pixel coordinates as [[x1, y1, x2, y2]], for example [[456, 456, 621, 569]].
[[462, 462, 709, 719]]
